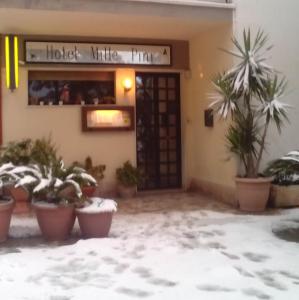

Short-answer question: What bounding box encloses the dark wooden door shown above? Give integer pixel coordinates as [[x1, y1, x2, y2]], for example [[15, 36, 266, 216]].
[[136, 73, 181, 190]]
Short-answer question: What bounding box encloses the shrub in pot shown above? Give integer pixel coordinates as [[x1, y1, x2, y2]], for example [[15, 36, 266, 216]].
[[73, 156, 105, 197], [0, 197, 14, 243], [116, 161, 141, 198], [0, 164, 17, 242], [0, 137, 59, 213], [265, 151, 299, 207], [209, 29, 290, 212], [5, 160, 96, 241], [0, 139, 32, 212], [76, 197, 117, 238]]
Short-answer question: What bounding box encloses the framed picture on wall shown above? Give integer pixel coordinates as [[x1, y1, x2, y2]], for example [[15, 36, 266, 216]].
[[81, 106, 135, 131]]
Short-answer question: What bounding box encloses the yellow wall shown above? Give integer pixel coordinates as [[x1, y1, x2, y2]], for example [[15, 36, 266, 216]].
[[185, 24, 236, 190], [1, 67, 136, 192]]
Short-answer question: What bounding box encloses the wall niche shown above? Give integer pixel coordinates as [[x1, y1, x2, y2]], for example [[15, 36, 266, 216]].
[[28, 71, 115, 106]]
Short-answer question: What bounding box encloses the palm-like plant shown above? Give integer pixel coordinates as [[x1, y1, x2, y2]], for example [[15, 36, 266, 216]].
[[209, 29, 290, 178]]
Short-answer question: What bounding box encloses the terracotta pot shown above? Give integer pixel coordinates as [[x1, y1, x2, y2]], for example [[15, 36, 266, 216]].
[[76, 211, 114, 238], [32, 203, 75, 241], [82, 186, 97, 198], [235, 177, 272, 212], [270, 185, 299, 208], [118, 184, 137, 198], [5, 186, 30, 214], [0, 199, 15, 243]]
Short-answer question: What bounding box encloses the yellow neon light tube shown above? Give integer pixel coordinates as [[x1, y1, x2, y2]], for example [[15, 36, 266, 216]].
[[14, 36, 19, 88], [5, 36, 10, 88]]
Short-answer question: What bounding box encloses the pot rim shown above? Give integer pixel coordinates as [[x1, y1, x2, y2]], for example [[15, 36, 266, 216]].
[[76, 209, 114, 215], [0, 198, 14, 206], [235, 176, 273, 183], [32, 201, 74, 210]]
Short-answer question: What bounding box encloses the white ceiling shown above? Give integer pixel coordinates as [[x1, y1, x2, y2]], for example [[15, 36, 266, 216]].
[[0, 7, 232, 40]]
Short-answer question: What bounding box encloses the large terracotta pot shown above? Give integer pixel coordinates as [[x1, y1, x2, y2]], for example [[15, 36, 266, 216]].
[[32, 203, 75, 241], [118, 184, 137, 198], [0, 199, 15, 243], [235, 177, 272, 212], [76, 211, 113, 238]]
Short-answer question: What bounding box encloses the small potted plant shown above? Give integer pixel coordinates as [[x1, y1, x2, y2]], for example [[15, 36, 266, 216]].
[[76, 197, 117, 238], [6, 160, 96, 241], [0, 163, 16, 242], [265, 151, 299, 207], [73, 157, 105, 197], [116, 161, 141, 198], [209, 29, 290, 212]]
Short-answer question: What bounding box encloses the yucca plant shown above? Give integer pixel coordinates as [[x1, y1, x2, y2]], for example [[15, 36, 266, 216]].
[[264, 151, 299, 185], [209, 29, 290, 178]]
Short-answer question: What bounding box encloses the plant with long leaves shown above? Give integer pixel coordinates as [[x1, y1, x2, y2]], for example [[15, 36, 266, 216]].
[[209, 29, 290, 178], [264, 151, 299, 185], [0, 161, 97, 205]]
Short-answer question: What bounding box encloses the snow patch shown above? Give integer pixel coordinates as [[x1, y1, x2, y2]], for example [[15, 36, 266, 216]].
[[77, 197, 117, 213]]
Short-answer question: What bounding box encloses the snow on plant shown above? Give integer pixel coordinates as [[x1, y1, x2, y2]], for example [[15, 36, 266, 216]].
[[209, 29, 291, 178], [66, 170, 97, 186], [265, 151, 299, 185], [0, 160, 97, 204]]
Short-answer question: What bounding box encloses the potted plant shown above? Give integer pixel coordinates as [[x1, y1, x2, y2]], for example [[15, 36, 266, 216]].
[[209, 29, 290, 211], [0, 163, 16, 242], [76, 197, 117, 238], [116, 161, 141, 198], [265, 151, 299, 207], [73, 156, 105, 197], [0, 137, 59, 213], [0, 139, 32, 212], [4, 160, 96, 241]]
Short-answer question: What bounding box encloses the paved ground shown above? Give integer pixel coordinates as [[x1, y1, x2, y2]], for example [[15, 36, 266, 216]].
[[1, 192, 299, 300]]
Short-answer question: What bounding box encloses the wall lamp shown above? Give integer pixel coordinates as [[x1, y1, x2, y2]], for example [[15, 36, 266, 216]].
[[122, 78, 133, 92], [5, 35, 19, 91]]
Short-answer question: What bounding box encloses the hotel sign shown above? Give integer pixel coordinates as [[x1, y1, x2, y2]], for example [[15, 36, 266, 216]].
[[25, 41, 171, 66]]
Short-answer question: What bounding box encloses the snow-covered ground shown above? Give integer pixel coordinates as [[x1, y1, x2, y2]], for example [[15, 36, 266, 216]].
[[1, 192, 299, 300]]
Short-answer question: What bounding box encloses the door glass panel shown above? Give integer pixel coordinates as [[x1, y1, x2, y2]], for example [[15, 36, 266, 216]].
[[169, 176, 178, 186], [169, 151, 177, 161], [169, 102, 177, 113], [159, 102, 167, 113], [160, 176, 168, 187], [159, 128, 166, 137], [169, 127, 176, 137], [170, 164, 177, 174], [136, 76, 143, 88], [160, 152, 167, 162], [168, 78, 175, 88], [145, 77, 154, 88], [169, 114, 176, 125], [169, 139, 176, 149], [159, 89, 166, 101], [168, 90, 176, 101], [158, 77, 166, 88], [160, 164, 168, 175], [144, 89, 154, 101], [160, 139, 167, 150]]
